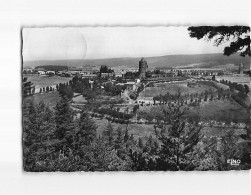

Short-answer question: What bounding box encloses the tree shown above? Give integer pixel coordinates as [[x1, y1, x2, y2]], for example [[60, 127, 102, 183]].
[[244, 84, 250, 95], [124, 127, 129, 143], [54, 97, 75, 151], [23, 101, 55, 171], [188, 26, 250, 57], [76, 111, 97, 147], [46, 86, 49, 93], [203, 130, 246, 170], [22, 77, 35, 97], [114, 127, 123, 150], [138, 137, 144, 149], [103, 122, 115, 146], [154, 91, 204, 171]]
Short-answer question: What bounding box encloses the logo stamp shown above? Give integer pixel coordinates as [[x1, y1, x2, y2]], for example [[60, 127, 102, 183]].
[[227, 159, 241, 166]]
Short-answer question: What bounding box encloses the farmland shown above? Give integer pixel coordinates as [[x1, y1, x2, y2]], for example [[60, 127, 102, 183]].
[[140, 80, 217, 97], [93, 116, 246, 141], [94, 118, 155, 141], [216, 76, 251, 87], [23, 91, 60, 110], [190, 99, 250, 123], [25, 75, 71, 92]]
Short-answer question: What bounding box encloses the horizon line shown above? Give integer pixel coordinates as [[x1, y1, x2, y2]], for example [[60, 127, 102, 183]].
[[23, 52, 236, 62]]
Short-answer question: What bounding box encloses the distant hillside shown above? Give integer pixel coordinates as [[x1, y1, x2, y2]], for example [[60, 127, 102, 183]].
[[23, 53, 250, 70]]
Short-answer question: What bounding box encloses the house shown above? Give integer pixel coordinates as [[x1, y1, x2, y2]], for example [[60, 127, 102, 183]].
[[37, 70, 46, 75], [101, 73, 114, 78], [114, 71, 123, 77], [23, 68, 33, 74], [124, 81, 137, 90], [81, 74, 97, 78], [46, 71, 55, 75], [137, 97, 154, 105]]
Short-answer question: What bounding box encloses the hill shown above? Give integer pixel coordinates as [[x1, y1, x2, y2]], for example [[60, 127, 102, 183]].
[[23, 53, 250, 70]]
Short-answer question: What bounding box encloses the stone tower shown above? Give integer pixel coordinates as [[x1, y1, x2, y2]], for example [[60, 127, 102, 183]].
[[139, 58, 148, 79], [239, 63, 244, 74]]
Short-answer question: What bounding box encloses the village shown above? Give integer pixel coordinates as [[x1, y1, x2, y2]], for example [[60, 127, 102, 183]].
[[23, 57, 251, 139]]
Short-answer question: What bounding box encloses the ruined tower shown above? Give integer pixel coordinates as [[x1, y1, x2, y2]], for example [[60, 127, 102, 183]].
[[139, 58, 148, 79]]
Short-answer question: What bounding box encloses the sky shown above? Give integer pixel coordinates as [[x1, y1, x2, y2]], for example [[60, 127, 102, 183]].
[[22, 26, 227, 61]]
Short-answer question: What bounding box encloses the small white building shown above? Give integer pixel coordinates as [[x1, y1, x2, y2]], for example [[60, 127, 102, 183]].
[[38, 70, 46, 75], [46, 71, 55, 75], [124, 81, 137, 90], [137, 97, 154, 105]]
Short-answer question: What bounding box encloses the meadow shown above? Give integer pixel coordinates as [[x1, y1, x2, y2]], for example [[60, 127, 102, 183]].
[[94, 118, 155, 141], [25, 75, 72, 92], [140, 81, 216, 97], [23, 91, 248, 141], [190, 98, 250, 123], [216, 76, 251, 87], [24, 91, 60, 110]]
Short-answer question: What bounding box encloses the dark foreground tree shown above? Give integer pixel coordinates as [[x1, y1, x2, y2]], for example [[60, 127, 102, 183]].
[[23, 101, 55, 171], [153, 93, 203, 171], [54, 96, 75, 152], [76, 111, 97, 147], [188, 26, 250, 56]]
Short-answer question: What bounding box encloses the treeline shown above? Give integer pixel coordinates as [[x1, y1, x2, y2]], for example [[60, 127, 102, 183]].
[[55, 76, 100, 100], [100, 65, 114, 73], [23, 94, 251, 171], [22, 77, 35, 97], [35, 65, 68, 71], [219, 79, 250, 95], [93, 107, 133, 121], [55, 76, 127, 101], [152, 88, 232, 107], [219, 79, 250, 109], [103, 82, 127, 96], [39, 86, 55, 93]]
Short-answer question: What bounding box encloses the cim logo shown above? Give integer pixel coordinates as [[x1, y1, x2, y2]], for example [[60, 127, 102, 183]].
[[227, 159, 241, 166]]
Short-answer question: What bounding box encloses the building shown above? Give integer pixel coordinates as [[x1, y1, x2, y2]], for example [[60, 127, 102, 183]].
[[101, 72, 114, 78], [23, 67, 34, 74], [139, 58, 148, 79], [114, 71, 123, 77], [37, 70, 46, 75], [124, 81, 137, 90], [137, 97, 154, 105], [46, 70, 55, 75], [81, 65, 99, 74], [81, 74, 97, 78]]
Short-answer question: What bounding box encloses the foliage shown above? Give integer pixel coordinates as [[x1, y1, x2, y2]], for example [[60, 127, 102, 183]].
[[100, 65, 114, 73], [188, 26, 250, 56], [35, 65, 68, 71]]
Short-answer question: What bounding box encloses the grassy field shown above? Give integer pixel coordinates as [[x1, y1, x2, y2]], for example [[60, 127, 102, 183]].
[[72, 95, 87, 103], [138, 97, 250, 124], [23, 91, 61, 110], [190, 99, 250, 123], [92, 116, 245, 141], [25, 75, 72, 92], [140, 81, 216, 97], [93, 118, 155, 141], [216, 76, 251, 87]]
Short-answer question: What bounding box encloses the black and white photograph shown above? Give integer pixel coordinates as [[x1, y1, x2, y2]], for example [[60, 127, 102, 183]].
[[22, 26, 251, 172], [1, 0, 251, 194]]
